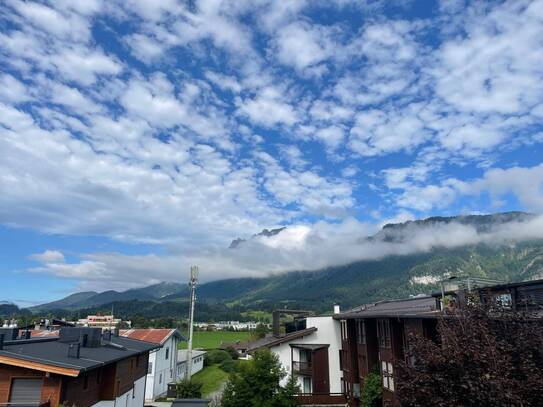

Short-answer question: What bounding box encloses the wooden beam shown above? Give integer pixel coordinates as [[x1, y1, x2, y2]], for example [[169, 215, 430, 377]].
[[0, 355, 80, 377]]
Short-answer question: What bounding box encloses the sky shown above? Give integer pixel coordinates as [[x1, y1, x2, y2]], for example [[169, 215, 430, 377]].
[[1, 0, 543, 305]]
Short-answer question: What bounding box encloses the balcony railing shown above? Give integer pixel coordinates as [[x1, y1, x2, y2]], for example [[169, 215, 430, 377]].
[[292, 361, 312, 375], [295, 393, 347, 406]]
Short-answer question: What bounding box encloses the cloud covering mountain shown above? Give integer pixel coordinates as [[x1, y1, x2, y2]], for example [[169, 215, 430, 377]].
[[27, 213, 543, 291]]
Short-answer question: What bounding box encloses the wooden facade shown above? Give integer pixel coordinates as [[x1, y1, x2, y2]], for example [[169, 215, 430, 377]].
[[0, 353, 149, 407], [339, 315, 438, 407]]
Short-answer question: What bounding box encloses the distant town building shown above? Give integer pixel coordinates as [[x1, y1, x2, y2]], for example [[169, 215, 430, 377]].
[[0, 327, 157, 407], [77, 315, 128, 330], [194, 321, 260, 331]]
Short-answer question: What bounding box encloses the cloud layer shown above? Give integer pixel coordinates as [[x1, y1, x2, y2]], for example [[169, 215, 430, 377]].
[[29, 215, 543, 291]]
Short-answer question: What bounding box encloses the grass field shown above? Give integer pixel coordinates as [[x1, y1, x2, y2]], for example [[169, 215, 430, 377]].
[[191, 364, 229, 397], [179, 331, 252, 349]]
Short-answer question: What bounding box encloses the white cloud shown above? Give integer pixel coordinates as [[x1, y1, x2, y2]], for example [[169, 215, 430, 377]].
[[237, 86, 299, 127], [0, 74, 31, 103], [273, 21, 333, 72], [390, 163, 543, 213], [29, 250, 65, 264]]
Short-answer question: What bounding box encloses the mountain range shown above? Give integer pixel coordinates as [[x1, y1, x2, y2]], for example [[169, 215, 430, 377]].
[[8, 211, 543, 319]]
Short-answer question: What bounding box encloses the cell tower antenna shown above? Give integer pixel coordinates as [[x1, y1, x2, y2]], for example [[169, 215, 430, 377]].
[[186, 265, 199, 379]]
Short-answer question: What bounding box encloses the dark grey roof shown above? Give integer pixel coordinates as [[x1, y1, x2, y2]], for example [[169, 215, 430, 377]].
[[336, 296, 439, 319], [171, 399, 210, 407], [247, 327, 317, 352], [289, 343, 329, 350], [0, 335, 159, 373]]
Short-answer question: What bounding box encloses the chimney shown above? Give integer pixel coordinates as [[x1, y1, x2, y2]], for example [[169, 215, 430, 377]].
[[0, 328, 18, 341], [68, 343, 80, 358], [333, 304, 340, 315], [272, 311, 281, 337]]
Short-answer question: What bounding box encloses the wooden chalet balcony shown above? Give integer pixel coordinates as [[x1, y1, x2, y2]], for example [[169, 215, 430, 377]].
[[292, 360, 313, 375], [295, 393, 347, 406]]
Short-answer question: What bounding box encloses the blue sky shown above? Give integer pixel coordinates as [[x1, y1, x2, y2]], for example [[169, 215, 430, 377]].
[[1, 0, 543, 305]]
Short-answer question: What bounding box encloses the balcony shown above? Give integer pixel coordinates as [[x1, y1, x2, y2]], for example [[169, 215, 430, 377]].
[[295, 393, 347, 406], [292, 360, 313, 375]]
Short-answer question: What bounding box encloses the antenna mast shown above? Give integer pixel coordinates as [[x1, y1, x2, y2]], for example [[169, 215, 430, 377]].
[[186, 265, 198, 379]]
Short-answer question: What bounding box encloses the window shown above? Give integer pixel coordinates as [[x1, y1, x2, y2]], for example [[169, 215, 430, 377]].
[[302, 377, 312, 394], [381, 361, 394, 392], [170, 369, 173, 379], [377, 319, 391, 348], [159, 373, 162, 384], [340, 320, 348, 340], [356, 320, 366, 344], [148, 361, 153, 375], [165, 347, 170, 360], [339, 350, 343, 370]]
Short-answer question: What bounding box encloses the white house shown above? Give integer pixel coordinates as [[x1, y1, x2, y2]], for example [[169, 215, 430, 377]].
[[247, 309, 343, 401], [176, 350, 206, 379], [120, 328, 183, 401]]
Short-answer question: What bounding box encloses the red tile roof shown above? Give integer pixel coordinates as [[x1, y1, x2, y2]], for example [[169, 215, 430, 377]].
[[18, 330, 60, 338], [119, 328, 179, 345]]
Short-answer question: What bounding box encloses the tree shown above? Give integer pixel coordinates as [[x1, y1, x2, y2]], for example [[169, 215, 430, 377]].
[[360, 370, 382, 407], [176, 379, 203, 398], [397, 301, 543, 407], [252, 323, 269, 339], [221, 349, 299, 407]]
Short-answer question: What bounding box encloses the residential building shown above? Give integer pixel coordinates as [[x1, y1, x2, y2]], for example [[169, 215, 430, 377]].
[[176, 350, 206, 379], [336, 296, 439, 407], [119, 329, 183, 401], [335, 277, 543, 407], [248, 308, 346, 407], [0, 327, 157, 407]]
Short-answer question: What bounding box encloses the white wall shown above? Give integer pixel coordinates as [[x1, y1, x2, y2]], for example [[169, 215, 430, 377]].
[[145, 335, 179, 401], [176, 351, 206, 380], [92, 376, 146, 407], [270, 316, 343, 394]]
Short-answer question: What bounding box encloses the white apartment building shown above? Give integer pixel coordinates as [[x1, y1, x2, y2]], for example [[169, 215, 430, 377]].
[[120, 328, 183, 401], [248, 309, 343, 397]]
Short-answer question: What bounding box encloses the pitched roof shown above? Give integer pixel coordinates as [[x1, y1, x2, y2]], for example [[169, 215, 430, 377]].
[[119, 328, 183, 345], [246, 327, 318, 352], [0, 335, 159, 376], [337, 296, 439, 319]]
